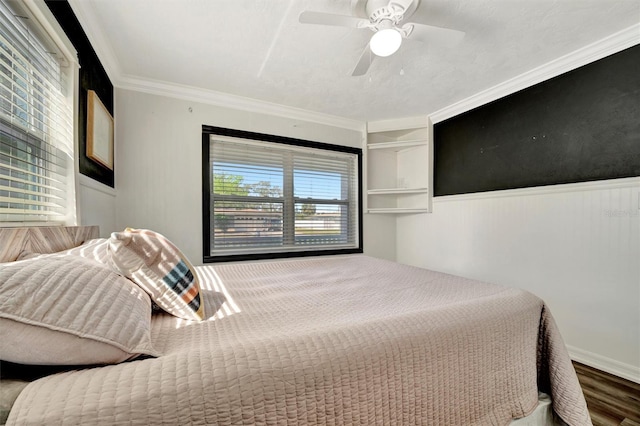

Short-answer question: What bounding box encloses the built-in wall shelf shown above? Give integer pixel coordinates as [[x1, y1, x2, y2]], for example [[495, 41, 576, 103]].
[[367, 208, 431, 214], [367, 139, 428, 151], [365, 117, 433, 214], [367, 188, 429, 195]]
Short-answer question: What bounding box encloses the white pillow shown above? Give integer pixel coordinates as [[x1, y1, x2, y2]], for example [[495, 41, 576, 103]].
[[0, 255, 159, 365]]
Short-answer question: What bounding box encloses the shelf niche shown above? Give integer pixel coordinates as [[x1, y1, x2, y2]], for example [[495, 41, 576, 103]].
[[365, 117, 433, 214]]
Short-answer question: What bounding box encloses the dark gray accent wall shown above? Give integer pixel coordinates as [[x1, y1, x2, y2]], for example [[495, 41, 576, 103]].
[[46, 1, 114, 188], [434, 44, 640, 196]]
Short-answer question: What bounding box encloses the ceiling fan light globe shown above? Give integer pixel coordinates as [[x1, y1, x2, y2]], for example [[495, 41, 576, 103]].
[[370, 28, 402, 57]]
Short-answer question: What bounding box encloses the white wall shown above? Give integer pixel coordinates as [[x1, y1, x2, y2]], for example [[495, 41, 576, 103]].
[[397, 178, 640, 381], [77, 174, 116, 238], [113, 89, 387, 264], [363, 214, 396, 261]]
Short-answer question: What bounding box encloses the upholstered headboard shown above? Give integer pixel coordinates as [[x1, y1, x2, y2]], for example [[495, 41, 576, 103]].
[[0, 226, 99, 263]]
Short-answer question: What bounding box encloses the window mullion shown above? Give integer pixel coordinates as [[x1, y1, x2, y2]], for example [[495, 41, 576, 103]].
[[213, 194, 285, 204], [283, 152, 295, 246], [294, 197, 349, 205], [342, 161, 352, 243]]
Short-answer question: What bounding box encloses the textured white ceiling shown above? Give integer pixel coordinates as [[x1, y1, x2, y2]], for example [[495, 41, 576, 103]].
[[70, 0, 640, 122]]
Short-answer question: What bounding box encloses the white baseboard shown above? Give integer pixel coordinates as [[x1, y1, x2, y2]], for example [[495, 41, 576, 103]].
[[567, 345, 640, 384]]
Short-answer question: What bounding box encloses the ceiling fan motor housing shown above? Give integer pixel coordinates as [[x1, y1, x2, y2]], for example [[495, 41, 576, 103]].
[[370, 6, 403, 26], [352, 0, 420, 21]]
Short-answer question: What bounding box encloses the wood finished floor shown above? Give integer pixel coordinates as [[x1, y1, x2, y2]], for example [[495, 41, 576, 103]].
[[572, 362, 640, 426]]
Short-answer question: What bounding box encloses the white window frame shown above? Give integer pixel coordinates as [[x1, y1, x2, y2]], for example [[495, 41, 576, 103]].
[[0, 0, 79, 226]]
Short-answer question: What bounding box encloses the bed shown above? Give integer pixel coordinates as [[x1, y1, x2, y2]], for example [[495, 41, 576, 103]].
[[0, 226, 591, 425]]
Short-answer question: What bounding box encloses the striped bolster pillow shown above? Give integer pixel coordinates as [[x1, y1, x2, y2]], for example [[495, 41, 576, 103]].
[[108, 228, 205, 321]]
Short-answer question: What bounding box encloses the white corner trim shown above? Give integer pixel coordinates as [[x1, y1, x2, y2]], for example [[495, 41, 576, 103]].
[[567, 345, 640, 384], [430, 24, 640, 124], [433, 177, 640, 203], [79, 173, 116, 197]]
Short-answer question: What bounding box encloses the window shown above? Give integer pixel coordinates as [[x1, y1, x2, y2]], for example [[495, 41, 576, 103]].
[[0, 0, 77, 224], [202, 126, 362, 262]]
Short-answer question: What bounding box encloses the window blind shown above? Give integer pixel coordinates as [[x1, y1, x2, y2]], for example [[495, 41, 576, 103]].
[[207, 135, 360, 258], [0, 0, 75, 223]]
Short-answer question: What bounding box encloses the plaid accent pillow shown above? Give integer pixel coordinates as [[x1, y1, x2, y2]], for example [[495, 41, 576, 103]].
[[108, 228, 205, 321]]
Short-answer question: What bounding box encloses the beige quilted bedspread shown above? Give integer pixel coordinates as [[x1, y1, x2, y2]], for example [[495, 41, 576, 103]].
[[7, 255, 591, 425]]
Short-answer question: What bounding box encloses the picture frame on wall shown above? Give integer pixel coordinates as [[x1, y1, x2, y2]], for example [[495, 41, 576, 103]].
[[86, 90, 114, 170]]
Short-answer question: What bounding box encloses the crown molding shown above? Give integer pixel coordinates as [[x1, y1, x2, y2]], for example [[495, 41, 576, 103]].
[[430, 24, 640, 124], [66, 0, 365, 133], [118, 75, 365, 132]]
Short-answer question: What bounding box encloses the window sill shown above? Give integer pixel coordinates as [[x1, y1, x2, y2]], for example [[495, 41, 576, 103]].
[[203, 247, 363, 263]]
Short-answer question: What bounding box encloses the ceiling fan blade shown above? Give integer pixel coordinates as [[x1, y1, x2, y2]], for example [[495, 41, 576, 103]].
[[351, 45, 374, 76], [408, 23, 465, 47], [299, 11, 368, 29]]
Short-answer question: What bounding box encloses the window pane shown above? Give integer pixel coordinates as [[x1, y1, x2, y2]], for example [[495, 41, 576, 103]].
[[294, 169, 343, 200], [212, 140, 284, 199], [294, 155, 349, 201], [212, 201, 283, 251], [0, 119, 67, 220], [295, 203, 350, 246], [213, 164, 283, 198]]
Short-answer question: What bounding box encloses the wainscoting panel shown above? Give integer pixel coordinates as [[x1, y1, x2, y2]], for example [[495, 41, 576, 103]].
[[397, 177, 640, 380]]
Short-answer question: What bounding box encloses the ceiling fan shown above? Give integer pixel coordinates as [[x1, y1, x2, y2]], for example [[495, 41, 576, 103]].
[[299, 0, 465, 76]]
